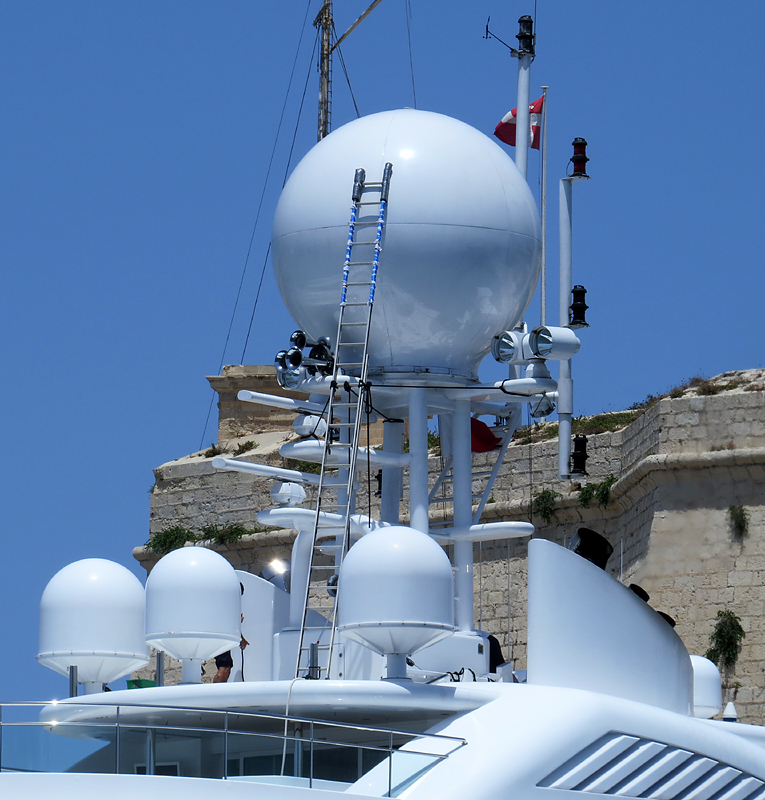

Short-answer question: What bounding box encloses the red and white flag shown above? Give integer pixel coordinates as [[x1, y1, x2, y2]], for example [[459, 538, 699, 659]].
[[494, 95, 544, 149]]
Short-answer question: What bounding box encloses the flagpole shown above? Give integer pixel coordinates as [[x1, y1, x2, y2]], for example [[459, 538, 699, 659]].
[[540, 86, 549, 326]]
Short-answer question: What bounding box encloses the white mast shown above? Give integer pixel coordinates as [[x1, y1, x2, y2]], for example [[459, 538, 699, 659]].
[[513, 15, 535, 179]]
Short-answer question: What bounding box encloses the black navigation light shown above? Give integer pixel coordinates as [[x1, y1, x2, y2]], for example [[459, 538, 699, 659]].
[[571, 138, 589, 177], [570, 433, 588, 476], [569, 285, 589, 329], [516, 15, 535, 56], [567, 527, 613, 570]]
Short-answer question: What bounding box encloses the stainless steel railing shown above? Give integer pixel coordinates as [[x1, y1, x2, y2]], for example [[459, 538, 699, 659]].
[[0, 701, 465, 796]]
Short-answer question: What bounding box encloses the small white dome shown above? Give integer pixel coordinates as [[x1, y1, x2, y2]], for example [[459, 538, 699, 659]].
[[145, 546, 241, 661], [337, 526, 454, 656], [38, 559, 150, 684]]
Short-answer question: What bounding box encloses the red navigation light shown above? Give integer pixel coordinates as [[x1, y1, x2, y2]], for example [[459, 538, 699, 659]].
[[571, 138, 589, 177]]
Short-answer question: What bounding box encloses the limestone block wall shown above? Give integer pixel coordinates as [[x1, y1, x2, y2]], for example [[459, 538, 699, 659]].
[[137, 375, 765, 721]]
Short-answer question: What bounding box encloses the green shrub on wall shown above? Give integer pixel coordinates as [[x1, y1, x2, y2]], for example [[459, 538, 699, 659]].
[[706, 609, 746, 671]]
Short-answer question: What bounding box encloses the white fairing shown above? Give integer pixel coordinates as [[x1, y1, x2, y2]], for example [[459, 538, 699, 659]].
[[145, 546, 241, 661], [527, 539, 694, 715], [690, 654, 723, 718], [337, 525, 455, 655], [37, 559, 149, 683], [272, 109, 541, 379]]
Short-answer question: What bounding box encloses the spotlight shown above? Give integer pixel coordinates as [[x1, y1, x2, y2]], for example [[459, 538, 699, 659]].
[[277, 367, 305, 390], [491, 329, 525, 364], [528, 326, 581, 360]]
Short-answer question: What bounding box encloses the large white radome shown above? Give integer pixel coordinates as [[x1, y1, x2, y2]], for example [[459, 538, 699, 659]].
[[38, 559, 150, 685], [272, 109, 541, 380]]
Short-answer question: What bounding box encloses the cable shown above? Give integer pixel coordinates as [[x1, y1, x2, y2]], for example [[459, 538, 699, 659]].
[[404, 0, 417, 108], [332, 23, 361, 118], [199, 0, 315, 449], [240, 27, 320, 363]]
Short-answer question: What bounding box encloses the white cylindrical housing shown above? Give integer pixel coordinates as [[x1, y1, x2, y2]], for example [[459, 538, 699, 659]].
[[145, 546, 240, 662], [337, 526, 455, 656], [38, 559, 150, 684], [690, 655, 722, 719]]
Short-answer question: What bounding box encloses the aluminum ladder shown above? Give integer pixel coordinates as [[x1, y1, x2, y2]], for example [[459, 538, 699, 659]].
[[294, 162, 393, 680]]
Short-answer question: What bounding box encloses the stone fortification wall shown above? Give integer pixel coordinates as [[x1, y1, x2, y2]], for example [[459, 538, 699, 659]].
[[136, 369, 765, 722]]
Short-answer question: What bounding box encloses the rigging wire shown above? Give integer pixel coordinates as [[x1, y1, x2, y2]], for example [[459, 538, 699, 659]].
[[199, 0, 316, 450], [240, 26, 320, 362], [332, 23, 361, 119], [404, 0, 417, 108]]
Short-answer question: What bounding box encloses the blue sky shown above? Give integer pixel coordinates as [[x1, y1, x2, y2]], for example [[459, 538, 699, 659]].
[[0, 1, 763, 700]]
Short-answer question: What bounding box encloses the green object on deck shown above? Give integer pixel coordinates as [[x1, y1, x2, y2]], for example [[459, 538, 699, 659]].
[[127, 678, 156, 689]]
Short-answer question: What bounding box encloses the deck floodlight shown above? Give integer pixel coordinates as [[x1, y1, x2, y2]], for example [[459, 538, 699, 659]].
[[570, 433, 588, 475], [528, 326, 581, 360], [491, 329, 524, 364], [569, 285, 589, 329], [277, 366, 306, 390]]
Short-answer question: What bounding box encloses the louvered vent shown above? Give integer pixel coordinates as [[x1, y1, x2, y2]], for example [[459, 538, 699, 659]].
[[538, 732, 765, 800]]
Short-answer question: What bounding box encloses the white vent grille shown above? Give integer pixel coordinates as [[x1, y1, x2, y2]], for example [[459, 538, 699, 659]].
[[538, 732, 765, 800]]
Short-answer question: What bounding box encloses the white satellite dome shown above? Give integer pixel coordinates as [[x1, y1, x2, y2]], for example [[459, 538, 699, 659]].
[[37, 559, 150, 687], [337, 525, 454, 658], [145, 546, 240, 664], [272, 109, 541, 381]]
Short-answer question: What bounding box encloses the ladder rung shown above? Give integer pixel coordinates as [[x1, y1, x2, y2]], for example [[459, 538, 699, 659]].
[[472, 494, 484, 500], [357, 201, 381, 205], [342, 302, 368, 307], [353, 222, 379, 227], [339, 362, 363, 367], [472, 471, 493, 477], [344, 282, 371, 287], [330, 422, 356, 428], [340, 322, 366, 326], [347, 261, 374, 266], [338, 341, 366, 346], [348, 239, 377, 243]]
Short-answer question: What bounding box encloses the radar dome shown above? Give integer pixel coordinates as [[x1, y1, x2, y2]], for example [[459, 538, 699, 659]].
[[38, 559, 150, 686], [337, 525, 454, 656], [145, 546, 240, 662], [272, 109, 541, 381]]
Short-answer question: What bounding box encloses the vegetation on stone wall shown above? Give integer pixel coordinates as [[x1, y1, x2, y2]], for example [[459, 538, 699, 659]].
[[728, 505, 750, 542], [578, 474, 618, 509], [706, 609, 746, 671], [233, 440, 258, 456], [531, 488, 562, 525], [146, 523, 269, 555]]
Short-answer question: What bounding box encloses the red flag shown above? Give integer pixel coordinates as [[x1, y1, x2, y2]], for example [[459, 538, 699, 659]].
[[494, 95, 544, 149]]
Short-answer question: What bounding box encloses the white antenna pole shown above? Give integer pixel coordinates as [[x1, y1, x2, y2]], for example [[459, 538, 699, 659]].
[[513, 16, 534, 179], [558, 139, 590, 480], [540, 86, 548, 325]]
